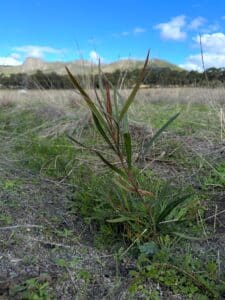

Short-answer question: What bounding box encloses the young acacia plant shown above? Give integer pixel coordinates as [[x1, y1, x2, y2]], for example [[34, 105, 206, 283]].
[[66, 52, 191, 241]]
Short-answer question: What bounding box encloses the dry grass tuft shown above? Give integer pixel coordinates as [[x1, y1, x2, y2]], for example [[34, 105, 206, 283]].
[[137, 87, 225, 104]]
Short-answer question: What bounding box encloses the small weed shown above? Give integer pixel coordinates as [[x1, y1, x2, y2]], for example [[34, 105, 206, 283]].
[[204, 161, 225, 187], [129, 247, 225, 299], [55, 228, 74, 238], [55, 256, 93, 294], [55, 257, 81, 269], [77, 269, 92, 284], [11, 276, 54, 300], [0, 179, 23, 191], [0, 213, 12, 225], [23, 255, 38, 266]]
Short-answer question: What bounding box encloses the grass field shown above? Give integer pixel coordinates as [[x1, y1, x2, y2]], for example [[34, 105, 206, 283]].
[[0, 87, 225, 299]]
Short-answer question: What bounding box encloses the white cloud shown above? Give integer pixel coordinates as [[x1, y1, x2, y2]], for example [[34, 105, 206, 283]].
[[133, 27, 146, 35], [114, 27, 146, 38], [89, 50, 104, 63], [180, 32, 225, 70], [179, 61, 202, 72], [188, 17, 206, 30], [154, 15, 187, 40], [14, 45, 64, 58], [180, 53, 225, 71], [121, 31, 129, 36], [194, 33, 225, 54], [0, 55, 22, 66], [11, 53, 21, 59], [0, 45, 66, 66], [180, 54, 204, 71]]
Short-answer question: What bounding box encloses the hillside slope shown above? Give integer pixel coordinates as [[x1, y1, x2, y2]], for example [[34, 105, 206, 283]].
[[0, 57, 182, 75]]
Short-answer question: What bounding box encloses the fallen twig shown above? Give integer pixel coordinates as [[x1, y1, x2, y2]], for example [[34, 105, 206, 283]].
[[204, 209, 225, 221], [0, 224, 42, 231], [29, 237, 71, 249]]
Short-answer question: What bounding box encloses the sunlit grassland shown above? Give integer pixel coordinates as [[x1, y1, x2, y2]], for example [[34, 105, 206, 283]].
[[1, 86, 225, 298], [1, 87, 224, 183], [131, 88, 225, 140], [0, 87, 224, 140], [1, 87, 224, 169]]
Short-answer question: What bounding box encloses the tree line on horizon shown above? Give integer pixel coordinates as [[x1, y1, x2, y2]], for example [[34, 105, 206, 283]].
[[0, 67, 225, 89]]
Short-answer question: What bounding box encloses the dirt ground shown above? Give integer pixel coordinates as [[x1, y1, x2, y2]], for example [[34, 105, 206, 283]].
[[0, 147, 190, 299], [0, 158, 124, 299]]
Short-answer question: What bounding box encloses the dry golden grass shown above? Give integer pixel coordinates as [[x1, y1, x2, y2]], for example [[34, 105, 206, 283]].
[[0, 87, 225, 108], [137, 87, 225, 104], [0, 87, 224, 141]]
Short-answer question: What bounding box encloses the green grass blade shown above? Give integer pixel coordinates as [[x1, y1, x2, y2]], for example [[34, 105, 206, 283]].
[[94, 87, 106, 115], [95, 151, 126, 178], [66, 134, 90, 149], [119, 50, 150, 121], [107, 216, 135, 223], [172, 232, 207, 241], [113, 177, 132, 192], [98, 61, 107, 101], [142, 112, 180, 157], [66, 67, 108, 129], [106, 82, 113, 126], [123, 132, 132, 169], [116, 90, 129, 133], [113, 87, 119, 121], [92, 113, 116, 151], [156, 194, 191, 224], [67, 133, 125, 177]]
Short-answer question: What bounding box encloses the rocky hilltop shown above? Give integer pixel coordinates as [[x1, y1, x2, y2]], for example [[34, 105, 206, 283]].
[[0, 57, 182, 75], [21, 57, 46, 72]]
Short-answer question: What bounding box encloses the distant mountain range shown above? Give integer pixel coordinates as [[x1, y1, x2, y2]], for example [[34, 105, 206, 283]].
[[0, 57, 182, 75]]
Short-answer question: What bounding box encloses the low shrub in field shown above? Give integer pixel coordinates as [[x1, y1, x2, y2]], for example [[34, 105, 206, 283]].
[[70, 167, 198, 245], [64, 55, 225, 298], [66, 52, 199, 244]]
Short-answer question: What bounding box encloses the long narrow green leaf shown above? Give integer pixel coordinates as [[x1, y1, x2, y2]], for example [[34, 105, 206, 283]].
[[107, 216, 136, 223], [66, 67, 108, 129], [113, 87, 119, 121], [95, 151, 126, 178], [156, 194, 191, 224], [98, 60, 107, 101], [92, 113, 116, 151], [94, 87, 106, 116], [114, 120, 121, 150], [116, 90, 129, 133], [112, 177, 132, 191], [67, 133, 125, 177], [172, 232, 207, 241], [105, 82, 113, 127], [123, 132, 132, 169], [121, 113, 129, 133], [66, 134, 90, 149], [142, 112, 180, 157], [119, 50, 150, 121]]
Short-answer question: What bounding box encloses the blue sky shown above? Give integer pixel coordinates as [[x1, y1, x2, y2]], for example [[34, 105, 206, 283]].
[[1, 0, 225, 70]]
